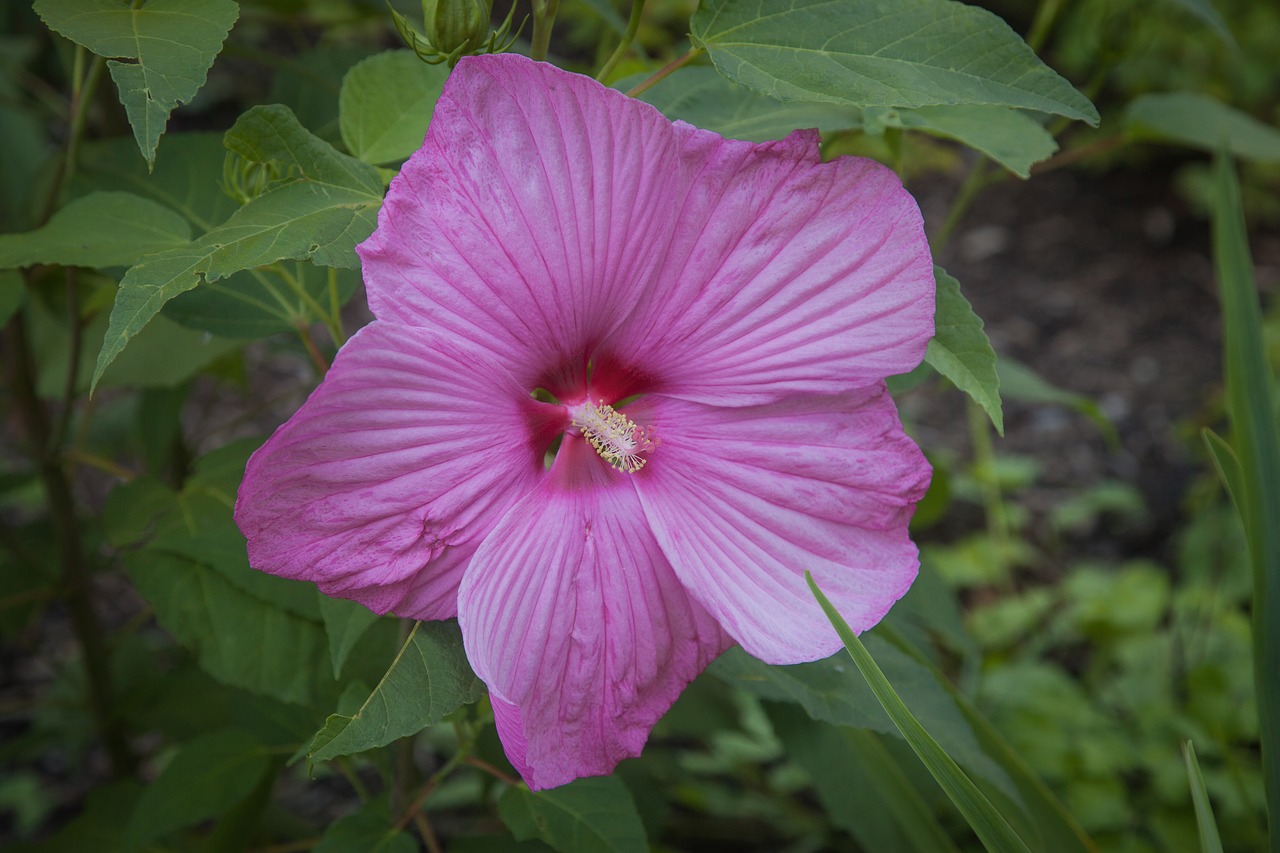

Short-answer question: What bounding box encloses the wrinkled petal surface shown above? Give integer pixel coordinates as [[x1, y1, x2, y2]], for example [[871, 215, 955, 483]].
[[359, 54, 688, 398], [458, 438, 731, 789], [632, 385, 930, 663], [235, 322, 559, 618], [597, 133, 934, 406]]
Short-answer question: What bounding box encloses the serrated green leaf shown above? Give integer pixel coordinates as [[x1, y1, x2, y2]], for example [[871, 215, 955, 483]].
[[1126, 93, 1280, 163], [340, 50, 448, 165], [497, 776, 647, 853], [630, 65, 856, 141], [35, 0, 239, 167], [122, 729, 271, 850], [315, 797, 417, 853], [163, 264, 360, 339], [691, 0, 1098, 124], [319, 594, 382, 680], [867, 105, 1057, 178], [924, 266, 1002, 434], [711, 639, 1017, 802], [26, 284, 240, 395], [127, 549, 334, 705], [75, 133, 240, 232], [92, 106, 382, 392], [806, 573, 1033, 853], [0, 192, 191, 270], [308, 621, 483, 762]]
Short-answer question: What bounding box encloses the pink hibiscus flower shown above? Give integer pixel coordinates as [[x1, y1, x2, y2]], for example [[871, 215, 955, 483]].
[[235, 53, 934, 790]]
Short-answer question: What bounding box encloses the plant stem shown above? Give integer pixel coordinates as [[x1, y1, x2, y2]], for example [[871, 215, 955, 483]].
[[625, 46, 703, 98], [390, 618, 418, 819], [2, 316, 134, 776], [39, 49, 105, 225], [966, 398, 1014, 592], [530, 0, 560, 61], [49, 268, 83, 453], [596, 0, 646, 83], [931, 157, 990, 255], [1025, 0, 1064, 54]]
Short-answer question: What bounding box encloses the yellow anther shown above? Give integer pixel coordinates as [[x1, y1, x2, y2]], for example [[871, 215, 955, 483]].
[[570, 400, 658, 473]]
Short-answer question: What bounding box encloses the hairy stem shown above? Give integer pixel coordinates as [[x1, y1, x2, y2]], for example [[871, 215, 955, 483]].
[[596, 0, 646, 83]]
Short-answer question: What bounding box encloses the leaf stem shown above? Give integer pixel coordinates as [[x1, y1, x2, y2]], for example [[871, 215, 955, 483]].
[[596, 0, 646, 83], [625, 46, 703, 98], [298, 325, 330, 375], [530, 0, 560, 61]]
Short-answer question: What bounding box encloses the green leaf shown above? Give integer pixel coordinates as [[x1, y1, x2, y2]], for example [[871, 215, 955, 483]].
[[995, 356, 1116, 444], [631, 65, 856, 141], [127, 549, 334, 705], [711, 640, 1017, 802], [924, 266, 1002, 434], [75, 133, 240, 232], [318, 594, 382, 680], [497, 776, 648, 853], [1202, 428, 1244, 516], [866, 105, 1057, 178], [1211, 152, 1280, 834], [1182, 741, 1225, 853], [1126, 94, 1280, 164], [122, 729, 271, 850], [308, 621, 483, 762], [315, 797, 417, 853], [0, 192, 191, 270], [162, 263, 360, 339], [340, 50, 449, 165], [25, 283, 240, 395], [772, 706, 960, 852], [35, 0, 239, 167], [0, 270, 24, 326], [91, 105, 383, 392], [691, 0, 1098, 124], [806, 573, 1033, 853], [1158, 0, 1234, 45]]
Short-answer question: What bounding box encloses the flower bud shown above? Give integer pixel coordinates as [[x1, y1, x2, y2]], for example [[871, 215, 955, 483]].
[[422, 0, 492, 57]]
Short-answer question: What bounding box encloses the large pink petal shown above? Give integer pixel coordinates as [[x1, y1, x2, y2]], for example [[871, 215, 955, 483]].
[[632, 386, 930, 663], [458, 437, 731, 790], [357, 54, 693, 398], [235, 322, 560, 619], [596, 133, 934, 405]]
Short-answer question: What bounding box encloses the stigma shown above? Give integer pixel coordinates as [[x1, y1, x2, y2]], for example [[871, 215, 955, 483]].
[[569, 400, 659, 473]]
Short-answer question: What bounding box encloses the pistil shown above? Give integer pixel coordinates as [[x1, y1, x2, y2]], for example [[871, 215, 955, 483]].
[[569, 400, 658, 473]]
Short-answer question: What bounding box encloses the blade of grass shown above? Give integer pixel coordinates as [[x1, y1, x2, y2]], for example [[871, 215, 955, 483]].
[[1183, 741, 1225, 853], [806, 572, 1033, 853], [1212, 152, 1280, 845]]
